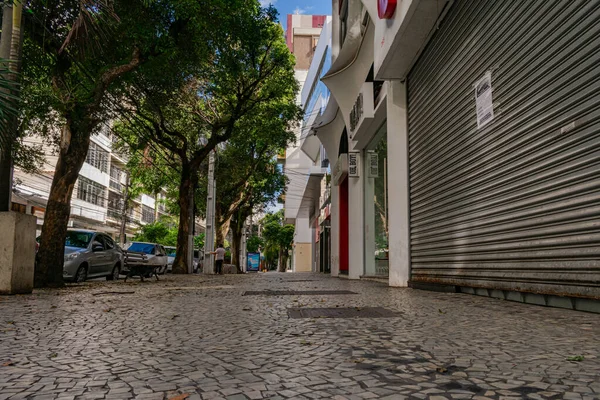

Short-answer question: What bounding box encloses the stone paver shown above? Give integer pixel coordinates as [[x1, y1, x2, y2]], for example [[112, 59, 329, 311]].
[[0, 273, 599, 399]]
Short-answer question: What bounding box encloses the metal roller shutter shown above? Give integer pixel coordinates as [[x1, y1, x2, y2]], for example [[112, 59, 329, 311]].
[[407, 0, 600, 299]]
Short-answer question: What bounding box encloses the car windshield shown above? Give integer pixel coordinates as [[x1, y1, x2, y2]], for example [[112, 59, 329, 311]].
[[65, 231, 94, 249], [128, 242, 155, 254], [166, 248, 176, 257]]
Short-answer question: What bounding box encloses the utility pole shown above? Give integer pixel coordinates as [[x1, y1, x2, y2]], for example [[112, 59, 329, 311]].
[[203, 150, 216, 274], [188, 180, 194, 274], [0, 3, 14, 212], [119, 173, 130, 247], [240, 218, 248, 273]]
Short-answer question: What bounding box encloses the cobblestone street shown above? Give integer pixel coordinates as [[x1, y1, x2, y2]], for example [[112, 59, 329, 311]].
[[0, 273, 598, 400]]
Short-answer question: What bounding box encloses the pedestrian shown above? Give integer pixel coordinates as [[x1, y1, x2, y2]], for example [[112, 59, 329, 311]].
[[211, 244, 226, 275]]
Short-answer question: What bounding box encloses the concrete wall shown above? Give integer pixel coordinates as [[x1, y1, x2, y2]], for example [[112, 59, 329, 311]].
[[0, 212, 36, 294], [293, 35, 316, 70], [294, 243, 312, 272]]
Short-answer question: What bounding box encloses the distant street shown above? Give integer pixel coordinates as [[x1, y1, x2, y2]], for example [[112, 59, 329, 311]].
[[0, 274, 598, 400]]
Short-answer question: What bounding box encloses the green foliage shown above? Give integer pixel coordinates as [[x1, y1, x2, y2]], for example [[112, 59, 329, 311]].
[[246, 235, 263, 253], [113, 1, 301, 271], [260, 210, 294, 269], [133, 217, 178, 245], [194, 233, 205, 250], [0, 60, 20, 152], [133, 217, 205, 249]]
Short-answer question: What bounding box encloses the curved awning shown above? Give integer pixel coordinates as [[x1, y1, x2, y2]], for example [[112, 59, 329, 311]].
[[314, 100, 346, 161], [321, 20, 375, 129], [300, 133, 321, 162]]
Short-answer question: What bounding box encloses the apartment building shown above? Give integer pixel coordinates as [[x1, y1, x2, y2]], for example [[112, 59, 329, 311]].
[[11, 125, 197, 241]]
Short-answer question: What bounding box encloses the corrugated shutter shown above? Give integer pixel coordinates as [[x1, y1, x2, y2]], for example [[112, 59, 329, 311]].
[[407, 0, 600, 299]]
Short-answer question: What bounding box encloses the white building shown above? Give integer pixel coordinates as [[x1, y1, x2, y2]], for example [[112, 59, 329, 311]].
[[283, 14, 330, 272], [12, 125, 204, 242], [298, 0, 600, 312]]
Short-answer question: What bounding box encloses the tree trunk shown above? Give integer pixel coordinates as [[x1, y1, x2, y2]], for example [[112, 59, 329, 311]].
[[278, 248, 285, 272], [214, 207, 231, 249], [172, 163, 194, 274], [35, 124, 90, 287], [231, 222, 242, 272]]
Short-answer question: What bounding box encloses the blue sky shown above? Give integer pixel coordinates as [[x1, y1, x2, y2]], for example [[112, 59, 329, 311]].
[[260, 0, 332, 32]]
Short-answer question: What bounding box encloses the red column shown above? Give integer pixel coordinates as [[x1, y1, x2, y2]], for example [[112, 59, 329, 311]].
[[339, 178, 349, 273]]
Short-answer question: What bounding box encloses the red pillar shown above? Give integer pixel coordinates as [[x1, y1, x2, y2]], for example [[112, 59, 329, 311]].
[[339, 178, 349, 273]]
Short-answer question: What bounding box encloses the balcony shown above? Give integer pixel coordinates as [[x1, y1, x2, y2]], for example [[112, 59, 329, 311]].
[[109, 178, 122, 192]]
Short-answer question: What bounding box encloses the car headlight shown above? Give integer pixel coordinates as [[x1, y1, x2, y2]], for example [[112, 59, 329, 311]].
[[64, 253, 79, 262]]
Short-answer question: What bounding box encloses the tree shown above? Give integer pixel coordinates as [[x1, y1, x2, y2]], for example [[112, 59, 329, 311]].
[[260, 210, 294, 272], [208, 115, 296, 269], [246, 234, 263, 253], [25, 0, 206, 287], [116, 3, 298, 274]]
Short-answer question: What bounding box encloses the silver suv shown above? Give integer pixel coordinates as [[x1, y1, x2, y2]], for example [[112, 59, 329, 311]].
[[58, 230, 123, 282]]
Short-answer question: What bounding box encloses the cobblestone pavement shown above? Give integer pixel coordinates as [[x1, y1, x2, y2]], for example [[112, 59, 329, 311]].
[[0, 273, 599, 400]]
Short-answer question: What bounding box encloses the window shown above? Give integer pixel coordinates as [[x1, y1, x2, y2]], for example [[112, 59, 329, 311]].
[[77, 176, 106, 207], [340, 0, 349, 46], [142, 204, 155, 223], [102, 235, 115, 250], [11, 203, 26, 213], [65, 231, 94, 249], [109, 165, 122, 191], [107, 191, 123, 219], [86, 142, 109, 172], [91, 237, 105, 251]]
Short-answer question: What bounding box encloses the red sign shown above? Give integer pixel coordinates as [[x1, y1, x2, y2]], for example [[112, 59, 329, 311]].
[[378, 0, 397, 19]]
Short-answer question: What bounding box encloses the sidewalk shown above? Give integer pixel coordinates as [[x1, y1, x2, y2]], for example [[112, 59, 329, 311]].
[[0, 273, 598, 399]]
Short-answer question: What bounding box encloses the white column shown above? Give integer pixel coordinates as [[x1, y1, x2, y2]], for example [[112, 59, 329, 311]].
[[348, 151, 364, 279], [330, 184, 340, 277], [387, 81, 410, 287], [364, 152, 376, 276]]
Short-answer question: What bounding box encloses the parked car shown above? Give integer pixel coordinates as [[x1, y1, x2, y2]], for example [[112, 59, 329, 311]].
[[194, 249, 204, 273], [165, 246, 176, 273], [36, 230, 123, 283], [125, 242, 169, 274], [164, 247, 203, 273]]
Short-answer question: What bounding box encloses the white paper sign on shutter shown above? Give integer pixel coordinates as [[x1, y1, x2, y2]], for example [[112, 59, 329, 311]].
[[368, 151, 379, 178], [348, 152, 360, 177], [475, 71, 494, 129]]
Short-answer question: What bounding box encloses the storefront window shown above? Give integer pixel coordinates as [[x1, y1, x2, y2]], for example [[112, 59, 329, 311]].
[[364, 125, 388, 277]]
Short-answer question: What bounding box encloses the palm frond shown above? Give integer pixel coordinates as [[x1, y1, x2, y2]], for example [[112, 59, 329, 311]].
[[0, 60, 20, 152], [59, 0, 119, 57]]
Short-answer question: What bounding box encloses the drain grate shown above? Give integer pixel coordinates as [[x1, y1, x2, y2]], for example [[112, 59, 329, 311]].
[[288, 307, 401, 319], [243, 290, 357, 296]]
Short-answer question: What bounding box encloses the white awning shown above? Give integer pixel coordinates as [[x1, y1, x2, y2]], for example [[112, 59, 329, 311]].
[[300, 133, 322, 162], [321, 21, 375, 129]]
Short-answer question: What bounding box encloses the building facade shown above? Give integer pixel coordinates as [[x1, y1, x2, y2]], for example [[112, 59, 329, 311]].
[[12, 125, 204, 242], [283, 14, 329, 272], [299, 0, 600, 312]]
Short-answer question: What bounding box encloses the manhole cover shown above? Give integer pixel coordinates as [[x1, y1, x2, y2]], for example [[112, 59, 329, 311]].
[[288, 307, 400, 319], [243, 290, 357, 296]]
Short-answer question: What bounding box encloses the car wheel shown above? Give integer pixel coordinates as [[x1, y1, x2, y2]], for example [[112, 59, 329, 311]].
[[161, 265, 168, 275], [74, 265, 87, 283], [107, 264, 120, 281]]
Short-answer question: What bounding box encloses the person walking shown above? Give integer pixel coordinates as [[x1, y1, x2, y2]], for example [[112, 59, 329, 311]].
[[211, 244, 226, 275]]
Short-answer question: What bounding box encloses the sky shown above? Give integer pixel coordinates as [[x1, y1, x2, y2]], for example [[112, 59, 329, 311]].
[[260, 0, 332, 32]]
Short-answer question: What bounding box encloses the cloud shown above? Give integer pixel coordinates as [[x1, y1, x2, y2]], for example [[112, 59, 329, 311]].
[[260, 0, 277, 6], [293, 5, 313, 14]]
